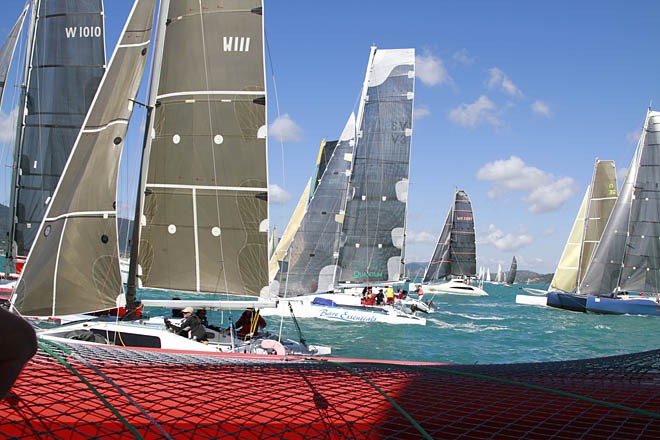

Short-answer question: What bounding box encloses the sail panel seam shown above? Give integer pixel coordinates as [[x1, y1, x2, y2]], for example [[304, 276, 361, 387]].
[[146, 183, 266, 192]]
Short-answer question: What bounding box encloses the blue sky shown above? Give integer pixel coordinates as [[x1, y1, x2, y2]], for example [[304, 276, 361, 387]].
[[1, 1, 659, 274]]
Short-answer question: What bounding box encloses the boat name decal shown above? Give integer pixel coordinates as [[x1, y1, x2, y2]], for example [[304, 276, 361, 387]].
[[319, 308, 378, 322], [223, 36, 251, 52], [65, 26, 102, 39]]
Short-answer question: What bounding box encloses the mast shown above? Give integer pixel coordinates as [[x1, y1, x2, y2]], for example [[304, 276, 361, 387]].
[[5, 1, 37, 278], [126, 0, 170, 314]]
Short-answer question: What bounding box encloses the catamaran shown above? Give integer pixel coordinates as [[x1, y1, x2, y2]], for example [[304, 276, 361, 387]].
[[9, 0, 330, 355]]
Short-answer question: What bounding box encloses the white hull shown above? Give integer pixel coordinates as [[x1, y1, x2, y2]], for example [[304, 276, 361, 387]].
[[515, 295, 548, 306], [423, 279, 488, 296], [37, 317, 331, 356], [259, 294, 427, 325]]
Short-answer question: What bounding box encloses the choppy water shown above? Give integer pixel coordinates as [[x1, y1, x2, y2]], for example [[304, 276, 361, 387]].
[[138, 283, 660, 365]]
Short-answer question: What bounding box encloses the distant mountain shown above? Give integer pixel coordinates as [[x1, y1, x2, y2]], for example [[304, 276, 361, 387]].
[[404, 261, 553, 285], [0, 203, 9, 253]]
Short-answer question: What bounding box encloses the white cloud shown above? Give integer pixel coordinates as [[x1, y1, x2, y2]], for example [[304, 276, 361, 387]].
[[481, 224, 534, 251], [415, 51, 452, 87], [269, 114, 302, 142], [448, 95, 502, 129], [531, 100, 552, 117], [487, 67, 523, 98], [626, 128, 642, 145], [406, 230, 437, 243], [414, 105, 431, 120], [476, 155, 578, 212], [616, 166, 628, 184], [541, 227, 555, 237], [453, 48, 475, 66], [525, 177, 577, 213], [269, 184, 291, 204], [0, 108, 18, 144]]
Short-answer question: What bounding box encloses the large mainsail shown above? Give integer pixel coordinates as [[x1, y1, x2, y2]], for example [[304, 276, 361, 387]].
[[11, 0, 156, 316], [138, 0, 268, 297], [10, 0, 106, 259], [579, 111, 658, 295], [337, 47, 415, 285], [0, 4, 28, 108], [277, 114, 356, 295], [423, 190, 477, 283]]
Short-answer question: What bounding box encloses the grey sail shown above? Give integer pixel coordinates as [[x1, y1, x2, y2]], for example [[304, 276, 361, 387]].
[[311, 139, 339, 197], [579, 111, 656, 295], [278, 114, 356, 296], [11, 0, 156, 316], [506, 256, 517, 285], [423, 204, 453, 282], [12, 0, 106, 258], [617, 112, 660, 292], [337, 47, 415, 285], [0, 4, 28, 108], [139, 0, 268, 297], [423, 190, 477, 283]]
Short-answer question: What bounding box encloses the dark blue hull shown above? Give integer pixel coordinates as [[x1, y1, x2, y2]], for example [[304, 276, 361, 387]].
[[546, 292, 587, 312], [586, 296, 660, 316]]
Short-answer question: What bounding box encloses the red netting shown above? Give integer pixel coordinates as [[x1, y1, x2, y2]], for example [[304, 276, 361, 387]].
[[1, 341, 658, 439]]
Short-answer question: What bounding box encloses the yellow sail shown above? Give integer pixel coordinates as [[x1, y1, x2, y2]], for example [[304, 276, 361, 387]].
[[549, 188, 589, 292], [269, 179, 311, 281]]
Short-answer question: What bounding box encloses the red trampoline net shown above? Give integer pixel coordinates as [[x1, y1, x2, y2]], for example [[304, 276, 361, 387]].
[[1, 341, 659, 439]]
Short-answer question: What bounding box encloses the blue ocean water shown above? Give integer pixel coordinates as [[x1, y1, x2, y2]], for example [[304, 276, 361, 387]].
[[137, 283, 660, 365]]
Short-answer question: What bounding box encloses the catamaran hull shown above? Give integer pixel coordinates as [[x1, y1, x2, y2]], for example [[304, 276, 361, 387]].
[[546, 292, 587, 312], [259, 295, 427, 325], [515, 294, 548, 306], [423, 280, 488, 296], [37, 319, 331, 356], [586, 296, 660, 316]]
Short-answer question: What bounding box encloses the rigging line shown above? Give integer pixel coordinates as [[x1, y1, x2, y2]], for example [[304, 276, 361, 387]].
[[37, 340, 148, 440], [196, 0, 230, 297]]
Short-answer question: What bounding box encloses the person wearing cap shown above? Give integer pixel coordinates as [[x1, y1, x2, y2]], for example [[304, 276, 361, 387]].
[[165, 307, 208, 342], [232, 307, 266, 339]]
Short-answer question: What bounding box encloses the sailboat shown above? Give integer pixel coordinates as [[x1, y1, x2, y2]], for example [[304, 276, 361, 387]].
[[9, 0, 330, 354], [0, 1, 105, 289], [516, 160, 617, 308], [504, 256, 517, 286], [262, 46, 426, 325], [421, 189, 488, 296], [579, 110, 660, 316]]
